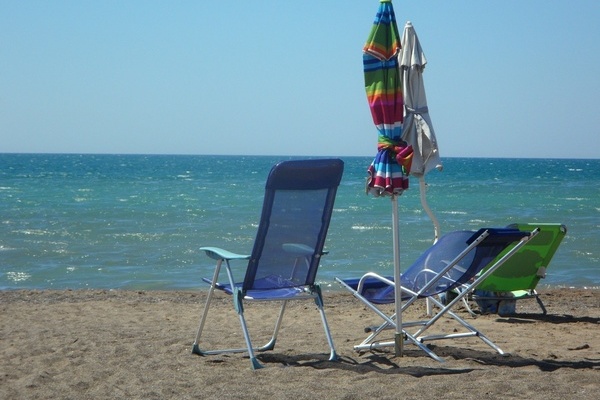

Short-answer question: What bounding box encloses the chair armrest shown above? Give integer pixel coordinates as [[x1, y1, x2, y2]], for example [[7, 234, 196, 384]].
[[281, 243, 329, 256], [200, 246, 250, 261]]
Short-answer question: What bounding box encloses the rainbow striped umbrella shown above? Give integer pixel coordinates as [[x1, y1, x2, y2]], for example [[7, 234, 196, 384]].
[[362, 0, 411, 357], [364, 0, 413, 197]]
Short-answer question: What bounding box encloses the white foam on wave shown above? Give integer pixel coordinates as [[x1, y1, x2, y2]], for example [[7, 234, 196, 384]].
[[441, 211, 468, 215], [351, 225, 390, 231], [6, 271, 32, 282]]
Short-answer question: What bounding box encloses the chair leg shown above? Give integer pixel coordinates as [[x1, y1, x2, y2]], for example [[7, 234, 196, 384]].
[[412, 295, 505, 356], [192, 259, 222, 355], [534, 291, 548, 315], [192, 295, 284, 369], [194, 273, 336, 368], [236, 309, 264, 370], [355, 313, 445, 362], [336, 277, 444, 361], [192, 261, 263, 366], [257, 301, 287, 352], [461, 296, 478, 317], [224, 289, 263, 369], [313, 287, 338, 361]]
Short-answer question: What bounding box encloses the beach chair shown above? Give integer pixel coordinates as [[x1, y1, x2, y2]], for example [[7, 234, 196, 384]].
[[335, 227, 538, 362], [192, 159, 344, 369], [466, 223, 567, 315]]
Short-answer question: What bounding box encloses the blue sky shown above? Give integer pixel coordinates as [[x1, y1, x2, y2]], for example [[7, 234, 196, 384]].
[[1, 0, 599, 158]]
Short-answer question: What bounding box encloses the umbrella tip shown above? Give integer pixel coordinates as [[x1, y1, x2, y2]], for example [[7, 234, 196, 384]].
[[406, 21, 413, 26]]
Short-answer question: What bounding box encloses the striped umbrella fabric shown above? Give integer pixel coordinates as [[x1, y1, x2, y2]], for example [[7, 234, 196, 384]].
[[362, 0, 410, 358], [364, 0, 413, 197]]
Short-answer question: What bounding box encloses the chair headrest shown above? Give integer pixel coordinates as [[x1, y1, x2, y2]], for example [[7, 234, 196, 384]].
[[266, 159, 344, 190]]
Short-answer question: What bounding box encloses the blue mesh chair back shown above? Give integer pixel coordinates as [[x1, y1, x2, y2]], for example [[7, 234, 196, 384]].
[[243, 159, 344, 292], [345, 228, 529, 304], [402, 228, 527, 296]]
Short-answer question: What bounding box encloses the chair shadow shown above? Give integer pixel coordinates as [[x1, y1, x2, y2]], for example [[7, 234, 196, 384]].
[[257, 351, 475, 376], [433, 345, 600, 372], [493, 313, 600, 325], [257, 342, 600, 375]]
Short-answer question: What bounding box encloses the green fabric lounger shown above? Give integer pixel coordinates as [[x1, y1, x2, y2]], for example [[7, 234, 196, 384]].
[[470, 223, 567, 315]]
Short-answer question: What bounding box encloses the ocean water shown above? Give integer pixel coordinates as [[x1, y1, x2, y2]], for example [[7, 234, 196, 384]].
[[1, 153, 598, 291]]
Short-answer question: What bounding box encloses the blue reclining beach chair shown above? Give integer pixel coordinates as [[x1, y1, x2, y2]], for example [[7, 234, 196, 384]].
[[192, 159, 344, 369], [336, 227, 538, 362]]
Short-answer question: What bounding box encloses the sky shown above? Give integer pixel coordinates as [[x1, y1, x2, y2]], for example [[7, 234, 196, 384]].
[[1, 0, 599, 159]]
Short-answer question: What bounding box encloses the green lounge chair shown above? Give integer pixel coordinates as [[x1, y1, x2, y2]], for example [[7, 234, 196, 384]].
[[469, 223, 567, 315]]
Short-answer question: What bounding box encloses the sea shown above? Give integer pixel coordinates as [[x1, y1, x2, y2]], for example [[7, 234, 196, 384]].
[[1, 153, 598, 291]]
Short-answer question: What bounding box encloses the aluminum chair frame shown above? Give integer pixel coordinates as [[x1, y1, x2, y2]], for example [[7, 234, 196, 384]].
[[192, 159, 343, 369], [336, 227, 538, 362]]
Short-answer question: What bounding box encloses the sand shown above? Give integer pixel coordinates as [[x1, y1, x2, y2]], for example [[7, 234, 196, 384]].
[[1, 288, 598, 399]]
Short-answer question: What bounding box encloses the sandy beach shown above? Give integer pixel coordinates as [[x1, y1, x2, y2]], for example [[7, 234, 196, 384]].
[[1, 288, 598, 399]]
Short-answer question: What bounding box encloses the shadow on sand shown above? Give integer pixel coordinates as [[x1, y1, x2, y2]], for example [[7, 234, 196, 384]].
[[256, 340, 600, 376]]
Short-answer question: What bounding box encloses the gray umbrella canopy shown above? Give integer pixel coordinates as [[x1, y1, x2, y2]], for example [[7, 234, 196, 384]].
[[400, 21, 442, 245], [400, 21, 442, 177]]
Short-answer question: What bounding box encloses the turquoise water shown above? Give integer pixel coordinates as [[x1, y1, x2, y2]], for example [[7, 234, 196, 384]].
[[1, 154, 598, 290]]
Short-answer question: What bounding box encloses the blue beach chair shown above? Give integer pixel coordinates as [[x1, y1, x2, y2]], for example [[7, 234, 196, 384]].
[[192, 159, 344, 369], [336, 227, 538, 362]]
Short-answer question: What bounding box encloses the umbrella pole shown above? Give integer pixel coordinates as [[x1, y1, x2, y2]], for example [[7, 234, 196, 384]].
[[419, 176, 440, 243], [420, 176, 441, 316], [391, 194, 403, 357]]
